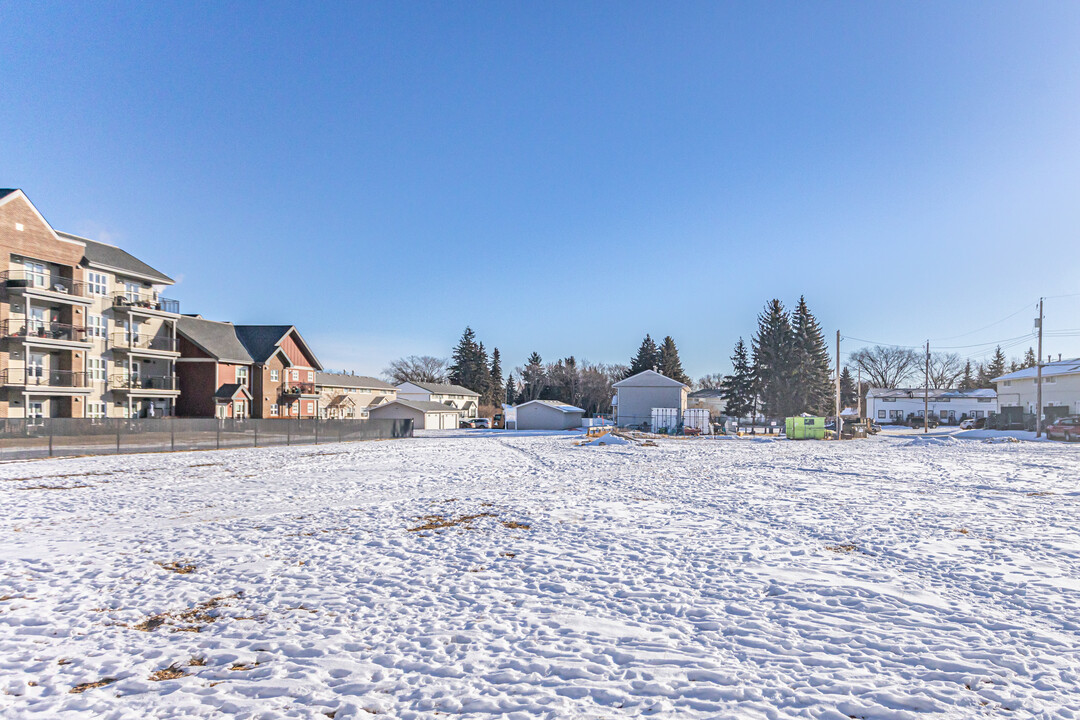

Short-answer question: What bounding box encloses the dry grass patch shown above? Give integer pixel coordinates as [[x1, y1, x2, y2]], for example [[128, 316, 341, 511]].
[[826, 544, 858, 553], [500, 552, 516, 559], [129, 592, 241, 633], [1027, 491, 1054, 497], [17, 484, 91, 490], [188, 657, 206, 667], [229, 662, 261, 671], [500, 520, 530, 530], [148, 665, 187, 681], [954, 528, 970, 534], [155, 560, 197, 574], [69, 678, 116, 694], [408, 512, 496, 532], [188, 462, 221, 468]]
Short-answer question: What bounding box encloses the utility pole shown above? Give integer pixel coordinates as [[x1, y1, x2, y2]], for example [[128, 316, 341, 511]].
[[835, 330, 842, 440], [924, 340, 930, 434], [1036, 298, 1044, 438], [857, 368, 862, 419]]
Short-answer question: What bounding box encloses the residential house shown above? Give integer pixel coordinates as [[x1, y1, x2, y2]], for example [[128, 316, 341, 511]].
[[368, 398, 462, 430], [234, 326, 323, 419], [865, 387, 998, 425], [687, 388, 726, 417], [316, 372, 397, 419], [514, 399, 585, 430], [175, 316, 254, 419], [0, 189, 179, 419], [994, 358, 1080, 419], [612, 370, 689, 428], [395, 381, 480, 419]]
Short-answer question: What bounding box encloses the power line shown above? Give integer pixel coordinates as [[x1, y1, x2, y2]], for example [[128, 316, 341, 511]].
[[928, 301, 1038, 342]]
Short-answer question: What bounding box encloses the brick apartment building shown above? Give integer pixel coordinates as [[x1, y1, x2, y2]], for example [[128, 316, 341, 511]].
[[0, 189, 180, 419]]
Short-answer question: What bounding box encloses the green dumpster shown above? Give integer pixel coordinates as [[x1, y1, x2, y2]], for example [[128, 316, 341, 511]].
[[785, 416, 827, 440]]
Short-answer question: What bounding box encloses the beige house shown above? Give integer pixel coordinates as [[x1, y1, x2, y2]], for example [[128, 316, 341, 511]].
[[395, 381, 480, 419], [995, 358, 1080, 418], [612, 370, 689, 428], [369, 399, 462, 430], [316, 372, 397, 419]]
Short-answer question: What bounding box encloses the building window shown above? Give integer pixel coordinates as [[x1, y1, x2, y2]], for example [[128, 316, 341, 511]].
[[1044, 377, 1056, 384], [290, 403, 298, 415], [940, 410, 948, 419], [87, 314, 107, 339], [124, 281, 141, 303], [305, 402, 314, 414], [87, 358, 107, 382], [291, 370, 299, 381], [1003, 380, 1011, 387], [270, 369, 279, 382], [234, 401, 246, 418], [87, 272, 108, 296], [236, 366, 248, 387], [307, 371, 314, 382], [878, 410, 886, 419], [23, 261, 47, 288], [87, 402, 106, 419], [270, 404, 278, 417]]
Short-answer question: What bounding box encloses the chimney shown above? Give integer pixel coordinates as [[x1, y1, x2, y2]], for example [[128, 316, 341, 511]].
[[1058, 354, 1062, 362]]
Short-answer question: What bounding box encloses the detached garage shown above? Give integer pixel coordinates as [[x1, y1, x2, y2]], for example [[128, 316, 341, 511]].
[[369, 399, 461, 430], [515, 400, 586, 430]]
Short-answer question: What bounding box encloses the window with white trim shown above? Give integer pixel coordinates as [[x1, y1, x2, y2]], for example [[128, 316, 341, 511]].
[[23, 261, 47, 288], [87, 314, 107, 339], [87, 272, 108, 296], [236, 366, 248, 387], [307, 371, 314, 382], [290, 403, 298, 415], [291, 370, 299, 381], [234, 400, 246, 418], [305, 402, 313, 414], [270, 369, 279, 382], [878, 410, 886, 419], [87, 358, 107, 382], [87, 402, 106, 419], [270, 404, 278, 417]]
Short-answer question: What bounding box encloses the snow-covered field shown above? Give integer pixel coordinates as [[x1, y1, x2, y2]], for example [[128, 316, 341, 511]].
[[2, 431, 1078, 719]]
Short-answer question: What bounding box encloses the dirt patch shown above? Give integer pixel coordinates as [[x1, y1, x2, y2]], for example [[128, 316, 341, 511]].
[[500, 552, 516, 559], [70, 678, 116, 694], [155, 560, 197, 574], [954, 528, 970, 534], [826, 544, 858, 553], [148, 665, 187, 681]]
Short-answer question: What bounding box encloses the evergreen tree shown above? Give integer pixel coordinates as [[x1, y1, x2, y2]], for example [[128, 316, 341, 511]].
[[975, 362, 992, 389], [986, 346, 1007, 384], [658, 336, 691, 385], [521, 352, 546, 401], [627, 334, 660, 377], [475, 341, 492, 403], [839, 367, 856, 409], [488, 348, 503, 407], [752, 299, 795, 418], [448, 327, 481, 391], [1022, 347, 1037, 368], [790, 296, 833, 414], [504, 372, 516, 406], [720, 338, 754, 429], [959, 361, 975, 390]]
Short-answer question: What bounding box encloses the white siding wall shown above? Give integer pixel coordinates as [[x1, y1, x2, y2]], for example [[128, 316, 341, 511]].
[[617, 386, 687, 428], [996, 374, 1080, 415]]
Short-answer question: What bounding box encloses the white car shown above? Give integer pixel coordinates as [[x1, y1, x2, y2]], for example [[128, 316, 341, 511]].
[[959, 418, 977, 429]]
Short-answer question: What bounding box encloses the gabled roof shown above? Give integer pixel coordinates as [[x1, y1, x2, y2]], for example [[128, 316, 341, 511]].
[[326, 394, 355, 409], [177, 316, 253, 364], [993, 358, 1080, 382], [213, 383, 252, 401], [612, 369, 690, 390], [516, 399, 585, 413], [398, 381, 480, 397], [233, 325, 323, 370], [59, 232, 174, 284], [867, 387, 997, 400], [0, 189, 84, 248], [0, 189, 15, 201], [316, 372, 396, 391], [373, 399, 463, 414]]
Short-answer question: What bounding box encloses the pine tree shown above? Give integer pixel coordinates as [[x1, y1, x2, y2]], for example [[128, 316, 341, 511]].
[[475, 341, 492, 404], [986, 346, 1007, 384], [959, 361, 975, 390], [791, 296, 833, 414], [720, 338, 754, 429], [1023, 347, 1037, 369], [975, 362, 992, 389], [449, 327, 480, 390], [839, 367, 856, 409], [657, 336, 691, 385], [504, 372, 516, 406], [627, 334, 660, 377], [488, 348, 503, 407], [752, 299, 795, 418], [521, 352, 546, 401]]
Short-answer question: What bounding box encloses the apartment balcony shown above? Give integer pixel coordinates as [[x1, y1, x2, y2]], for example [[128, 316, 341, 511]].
[[1, 320, 92, 349], [111, 291, 180, 316], [0, 271, 91, 306], [280, 382, 319, 398], [108, 332, 179, 357], [1, 368, 93, 394], [108, 374, 180, 396]]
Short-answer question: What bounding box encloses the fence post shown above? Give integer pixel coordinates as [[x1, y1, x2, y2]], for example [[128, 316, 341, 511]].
[[314, 419, 319, 445], [48, 419, 53, 458], [287, 420, 291, 446], [116, 420, 121, 454], [339, 423, 343, 444], [253, 420, 258, 448], [216, 421, 221, 450], [170, 419, 175, 452]]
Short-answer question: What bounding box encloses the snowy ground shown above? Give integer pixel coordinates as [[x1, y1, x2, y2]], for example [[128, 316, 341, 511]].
[[2, 432, 1079, 719]]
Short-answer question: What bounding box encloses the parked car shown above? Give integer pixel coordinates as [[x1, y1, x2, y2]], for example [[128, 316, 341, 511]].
[[868, 423, 882, 434], [1045, 416, 1080, 442], [459, 418, 477, 429], [907, 414, 939, 429], [959, 418, 977, 429], [472, 417, 492, 429]]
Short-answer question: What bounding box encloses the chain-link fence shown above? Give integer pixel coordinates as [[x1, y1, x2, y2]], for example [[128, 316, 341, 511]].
[[0, 417, 413, 461]]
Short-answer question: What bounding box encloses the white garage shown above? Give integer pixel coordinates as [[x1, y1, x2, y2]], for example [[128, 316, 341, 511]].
[[515, 400, 586, 430], [369, 399, 462, 430]]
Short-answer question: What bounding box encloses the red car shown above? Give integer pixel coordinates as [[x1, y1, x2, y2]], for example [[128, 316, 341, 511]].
[[1045, 416, 1080, 442]]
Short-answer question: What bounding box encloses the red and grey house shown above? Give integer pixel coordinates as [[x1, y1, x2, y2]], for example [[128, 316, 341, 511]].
[[175, 318, 322, 419]]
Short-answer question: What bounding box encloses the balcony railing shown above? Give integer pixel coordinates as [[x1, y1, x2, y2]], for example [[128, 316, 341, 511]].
[[1, 320, 88, 343], [109, 333, 178, 353], [1, 368, 90, 388], [0, 270, 86, 297], [111, 291, 180, 314], [281, 382, 318, 396], [108, 374, 179, 391]]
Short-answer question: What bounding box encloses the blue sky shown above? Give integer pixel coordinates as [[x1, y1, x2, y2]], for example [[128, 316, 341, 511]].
[[2, 2, 1079, 378]]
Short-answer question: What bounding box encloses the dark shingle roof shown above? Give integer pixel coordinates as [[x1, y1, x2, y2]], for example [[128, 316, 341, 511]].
[[374, 399, 462, 414], [316, 372, 396, 391], [0, 189, 16, 201], [399, 381, 480, 397], [232, 325, 292, 363], [177, 316, 253, 364], [57, 232, 174, 284], [213, 383, 251, 400]]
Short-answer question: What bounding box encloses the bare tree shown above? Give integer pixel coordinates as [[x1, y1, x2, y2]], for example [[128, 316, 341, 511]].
[[847, 346, 920, 388], [382, 355, 449, 385], [927, 352, 964, 389], [696, 373, 724, 390]]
